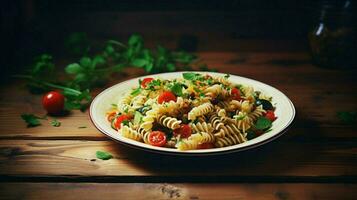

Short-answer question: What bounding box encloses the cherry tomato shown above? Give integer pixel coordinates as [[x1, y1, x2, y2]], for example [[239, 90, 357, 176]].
[[141, 77, 154, 88], [231, 88, 241, 100], [265, 110, 277, 121], [158, 91, 177, 104], [42, 91, 65, 114], [148, 131, 167, 147], [173, 124, 192, 138], [113, 114, 131, 130], [198, 142, 214, 149], [107, 111, 117, 122]]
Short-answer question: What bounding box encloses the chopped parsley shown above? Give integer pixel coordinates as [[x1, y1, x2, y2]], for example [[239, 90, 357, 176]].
[[121, 120, 130, 126], [193, 87, 201, 93], [146, 79, 161, 91]]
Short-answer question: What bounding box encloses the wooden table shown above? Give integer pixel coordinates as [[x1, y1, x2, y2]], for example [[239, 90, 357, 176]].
[[0, 51, 356, 199]]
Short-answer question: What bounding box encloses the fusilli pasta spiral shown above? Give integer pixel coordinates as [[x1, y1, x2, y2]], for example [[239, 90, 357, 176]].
[[120, 125, 142, 142], [188, 102, 214, 120], [108, 73, 276, 151], [158, 115, 182, 130]]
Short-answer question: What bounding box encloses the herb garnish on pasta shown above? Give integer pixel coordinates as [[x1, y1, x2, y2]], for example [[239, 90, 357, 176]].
[[106, 73, 277, 150]]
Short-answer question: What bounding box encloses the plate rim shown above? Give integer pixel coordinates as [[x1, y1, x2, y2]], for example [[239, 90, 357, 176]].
[[89, 71, 296, 156]]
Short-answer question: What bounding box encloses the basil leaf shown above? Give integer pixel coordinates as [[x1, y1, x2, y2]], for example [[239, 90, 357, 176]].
[[254, 117, 272, 130], [79, 57, 92, 68], [96, 151, 113, 160], [21, 114, 45, 127], [170, 83, 183, 97], [132, 59, 148, 67], [65, 63, 82, 74], [92, 55, 106, 67], [183, 72, 199, 80]]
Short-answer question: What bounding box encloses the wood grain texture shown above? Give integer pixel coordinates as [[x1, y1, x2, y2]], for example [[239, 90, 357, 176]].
[[1, 52, 356, 140], [0, 183, 356, 200], [0, 51, 356, 199], [0, 139, 356, 179]]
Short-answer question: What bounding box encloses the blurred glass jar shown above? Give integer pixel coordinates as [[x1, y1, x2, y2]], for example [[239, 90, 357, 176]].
[[308, 0, 356, 68]]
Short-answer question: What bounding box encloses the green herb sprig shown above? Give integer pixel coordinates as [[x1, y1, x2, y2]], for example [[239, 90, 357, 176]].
[[17, 34, 213, 127], [254, 117, 272, 130], [21, 114, 47, 127], [96, 151, 113, 160]]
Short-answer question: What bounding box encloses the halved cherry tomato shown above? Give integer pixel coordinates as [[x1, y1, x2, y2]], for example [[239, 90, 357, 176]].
[[158, 91, 177, 104], [265, 110, 277, 121], [107, 111, 117, 122], [231, 88, 241, 101], [141, 77, 154, 88], [173, 124, 192, 138], [42, 91, 65, 115], [198, 142, 214, 149], [148, 131, 167, 147], [113, 114, 131, 130]]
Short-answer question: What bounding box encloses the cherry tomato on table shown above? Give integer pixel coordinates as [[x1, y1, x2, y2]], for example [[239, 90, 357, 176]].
[[141, 77, 154, 88], [148, 131, 167, 147], [231, 88, 242, 101], [113, 114, 131, 130], [158, 91, 177, 104], [173, 124, 192, 138], [42, 91, 65, 115]]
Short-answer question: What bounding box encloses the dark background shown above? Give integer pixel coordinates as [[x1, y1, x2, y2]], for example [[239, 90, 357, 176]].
[[1, 0, 327, 80]]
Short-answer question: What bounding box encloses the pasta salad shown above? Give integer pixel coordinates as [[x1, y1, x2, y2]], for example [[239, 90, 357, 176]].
[[106, 73, 277, 150]]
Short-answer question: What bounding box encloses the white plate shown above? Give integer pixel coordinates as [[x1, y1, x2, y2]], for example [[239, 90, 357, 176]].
[[90, 72, 295, 156]]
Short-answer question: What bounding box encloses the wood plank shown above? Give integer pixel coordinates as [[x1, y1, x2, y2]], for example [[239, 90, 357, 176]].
[[0, 140, 355, 179], [0, 183, 356, 200], [1, 53, 356, 140]]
